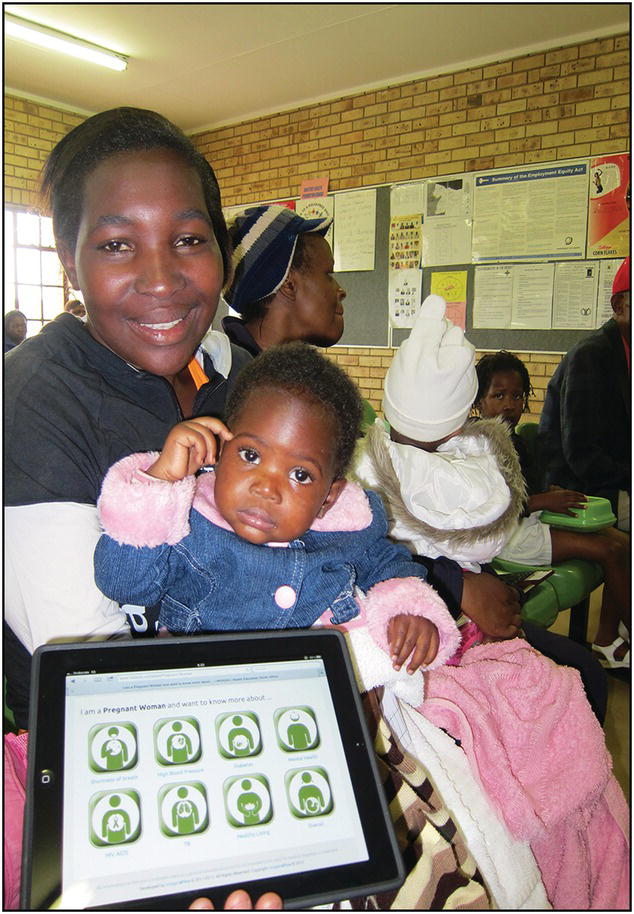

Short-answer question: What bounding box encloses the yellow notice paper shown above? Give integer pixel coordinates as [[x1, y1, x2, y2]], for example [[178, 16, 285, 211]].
[[431, 270, 468, 329]]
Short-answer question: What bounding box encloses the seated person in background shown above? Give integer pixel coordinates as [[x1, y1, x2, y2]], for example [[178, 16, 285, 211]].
[[475, 349, 630, 670], [64, 298, 86, 319], [4, 310, 27, 353], [221, 205, 345, 354], [538, 256, 630, 530], [95, 342, 459, 677], [354, 294, 525, 658], [354, 294, 607, 720]]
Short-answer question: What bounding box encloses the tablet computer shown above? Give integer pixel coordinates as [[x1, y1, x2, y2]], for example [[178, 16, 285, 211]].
[[21, 629, 404, 910]]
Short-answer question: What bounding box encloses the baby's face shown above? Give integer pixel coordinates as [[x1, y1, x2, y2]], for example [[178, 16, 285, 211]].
[[214, 388, 344, 544]]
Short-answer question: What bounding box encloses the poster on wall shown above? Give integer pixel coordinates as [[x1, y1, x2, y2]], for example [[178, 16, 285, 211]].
[[473, 265, 514, 327], [388, 269, 422, 327], [295, 196, 334, 248], [391, 182, 425, 218], [510, 263, 554, 329], [333, 189, 376, 272], [472, 162, 589, 262], [473, 263, 554, 329], [552, 261, 598, 330], [587, 154, 630, 258], [389, 216, 422, 271], [430, 270, 468, 329], [422, 176, 473, 266], [596, 258, 627, 326]]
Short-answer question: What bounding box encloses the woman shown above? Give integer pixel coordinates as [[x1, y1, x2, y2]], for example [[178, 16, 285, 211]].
[[221, 205, 346, 354], [4, 107, 251, 729]]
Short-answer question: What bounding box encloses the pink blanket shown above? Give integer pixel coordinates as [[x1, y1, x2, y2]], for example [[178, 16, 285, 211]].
[[422, 638, 630, 910]]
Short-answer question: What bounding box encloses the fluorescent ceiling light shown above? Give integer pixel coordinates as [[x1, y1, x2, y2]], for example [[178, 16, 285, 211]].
[[5, 14, 128, 71]]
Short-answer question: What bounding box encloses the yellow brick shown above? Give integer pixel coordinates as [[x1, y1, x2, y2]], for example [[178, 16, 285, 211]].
[[541, 131, 576, 148], [543, 75, 578, 92], [577, 68, 615, 87], [454, 67, 483, 85], [576, 126, 610, 142], [495, 126, 526, 141], [596, 50, 630, 68], [494, 153, 521, 168], [427, 74, 454, 91], [480, 141, 510, 156], [483, 61, 513, 78], [512, 52, 545, 72], [594, 79, 630, 97], [575, 98, 613, 115], [557, 143, 591, 158], [439, 85, 467, 101], [545, 46, 579, 64], [609, 123, 630, 139], [560, 58, 596, 76], [496, 99, 527, 115], [592, 109, 629, 126]]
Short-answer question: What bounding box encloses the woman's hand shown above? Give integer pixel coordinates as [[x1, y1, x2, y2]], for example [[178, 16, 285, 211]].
[[388, 614, 439, 673], [189, 890, 282, 909], [148, 417, 233, 482], [461, 571, 522, 639]]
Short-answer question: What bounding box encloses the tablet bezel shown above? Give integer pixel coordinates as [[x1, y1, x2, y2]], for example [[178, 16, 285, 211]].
[[21, 630, 404, 910]]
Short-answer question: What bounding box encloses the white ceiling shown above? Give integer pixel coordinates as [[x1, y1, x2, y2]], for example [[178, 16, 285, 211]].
[[4, 2, 630, 134]]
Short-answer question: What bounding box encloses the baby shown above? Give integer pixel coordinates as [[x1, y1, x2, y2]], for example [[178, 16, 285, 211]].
[[354, 294, 525, 658], [95, 342, 459, 677]]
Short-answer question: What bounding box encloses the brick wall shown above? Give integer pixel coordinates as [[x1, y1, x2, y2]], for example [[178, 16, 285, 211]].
[[4, 32, 629, 418], [323, 346, 561, 422], [193, 34, 629, 203], [4, 95, 84, 207]]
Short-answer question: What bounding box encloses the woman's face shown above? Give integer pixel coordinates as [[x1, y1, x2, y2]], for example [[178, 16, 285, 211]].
[[59, 148, 224, 379], [214, 387, 344, 545], [288, 235, 345, 347]]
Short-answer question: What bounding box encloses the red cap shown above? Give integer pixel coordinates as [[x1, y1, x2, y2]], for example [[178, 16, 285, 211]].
[[612, 257, 630, 296]]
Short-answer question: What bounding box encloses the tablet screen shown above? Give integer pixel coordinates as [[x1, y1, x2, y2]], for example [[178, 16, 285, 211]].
[[59, 653, 369, 908]]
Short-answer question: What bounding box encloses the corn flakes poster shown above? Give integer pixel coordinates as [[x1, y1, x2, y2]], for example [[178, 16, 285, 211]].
[[587, 154, 630, 258]]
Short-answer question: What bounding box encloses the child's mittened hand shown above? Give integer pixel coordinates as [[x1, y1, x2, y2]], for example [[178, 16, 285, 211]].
[[147, 417, 233, 482], [544, 487, 587, 516], [388, 614, 439, 674]]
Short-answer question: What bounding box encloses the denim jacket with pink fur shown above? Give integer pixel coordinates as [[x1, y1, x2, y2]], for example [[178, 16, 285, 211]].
[[95, 452, 459, 665]]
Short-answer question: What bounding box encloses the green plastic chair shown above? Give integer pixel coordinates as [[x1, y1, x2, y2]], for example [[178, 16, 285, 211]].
[[492, 555, 603, 643], [360, 399, 378, 435], [494, 422, 604, 645], [4, 675, 17, 733]]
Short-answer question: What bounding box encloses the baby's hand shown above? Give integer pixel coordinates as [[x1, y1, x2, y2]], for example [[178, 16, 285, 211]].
[[388, 614, 439, 674], [147, 417, 233, 482]]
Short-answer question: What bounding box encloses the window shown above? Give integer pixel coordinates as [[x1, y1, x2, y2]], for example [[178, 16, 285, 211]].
[[4, 207, 71, 337]]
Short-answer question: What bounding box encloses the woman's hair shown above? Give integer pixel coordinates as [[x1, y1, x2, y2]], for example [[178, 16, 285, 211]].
[[238, 233, 315, 323], [41, 107, 230, 281], [226, 342, 362, 477], [475, 350, 533, 412]]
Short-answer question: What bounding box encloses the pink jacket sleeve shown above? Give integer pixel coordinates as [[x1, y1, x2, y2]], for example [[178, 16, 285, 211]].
[[97, 452, 196, 547], [360, 576, 461, 670]]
